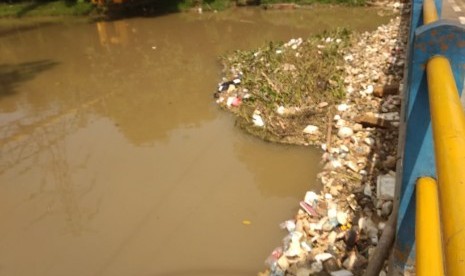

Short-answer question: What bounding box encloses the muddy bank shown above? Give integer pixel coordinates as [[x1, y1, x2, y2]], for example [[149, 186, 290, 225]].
[[214, 2, 409, 275]]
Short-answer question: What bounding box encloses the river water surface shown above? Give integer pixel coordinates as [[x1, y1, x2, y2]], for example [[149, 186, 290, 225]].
[[0, 7, 388, 276]]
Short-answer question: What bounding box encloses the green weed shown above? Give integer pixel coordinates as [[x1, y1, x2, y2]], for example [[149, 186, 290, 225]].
[[217, 28, 352, 144]]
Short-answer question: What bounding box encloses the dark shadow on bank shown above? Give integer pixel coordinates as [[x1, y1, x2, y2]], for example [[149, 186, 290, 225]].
[[0, 60, 58, 98], [100, 0, 260, 21], [101, 0, 182, 20]]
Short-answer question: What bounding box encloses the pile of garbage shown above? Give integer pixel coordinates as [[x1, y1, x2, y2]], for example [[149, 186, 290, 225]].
[[213, 2, 408, 275], [215, 29, 350, 145], [257, 6, 409, 276]]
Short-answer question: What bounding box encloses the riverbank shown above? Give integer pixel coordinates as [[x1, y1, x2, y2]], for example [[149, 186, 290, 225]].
[[214, 2, 408, 276], [0, 0, 378, 21], [0, 1, 94, 18], [180, 0, 367, 12]]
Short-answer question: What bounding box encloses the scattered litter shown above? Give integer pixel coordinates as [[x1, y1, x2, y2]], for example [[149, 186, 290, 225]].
[[337, 103, 350, 111], [231, 97, 242, 107], [303, 125, 319, 134], [252, 111, 265, 127], [299, 201, 318, 217], [213, 5, 407, 276], [226, 97, 235, 107], [304, 191, 318, 206], [381, 200, 394, 216], [330, 270, 353, 276], [337, 126, 354, 138], [315, 252, 334, 262], [280, 220, 296, 232], [377, 172, 396, 200]]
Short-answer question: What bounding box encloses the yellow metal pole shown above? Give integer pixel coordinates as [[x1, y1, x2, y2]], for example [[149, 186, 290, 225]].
[[427, 56, 465, 275], [423, 0, 439, 24], [416, 177, 445, 276]]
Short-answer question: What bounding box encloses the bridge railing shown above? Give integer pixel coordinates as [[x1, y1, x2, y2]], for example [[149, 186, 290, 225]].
[[394, 0, 465, 274]]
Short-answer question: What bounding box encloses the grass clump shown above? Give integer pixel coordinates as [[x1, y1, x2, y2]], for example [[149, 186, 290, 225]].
[[177, 0, 367, 11], [215, 28, 351, 145], [260, 0, 366, 6], [177, 0, 232, 11]]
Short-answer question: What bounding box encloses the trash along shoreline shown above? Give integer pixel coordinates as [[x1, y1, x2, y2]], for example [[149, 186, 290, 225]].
[[214, 2, 409, 276]]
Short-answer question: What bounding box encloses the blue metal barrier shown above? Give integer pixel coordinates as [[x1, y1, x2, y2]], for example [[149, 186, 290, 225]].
[[393, 0, 465, 273]]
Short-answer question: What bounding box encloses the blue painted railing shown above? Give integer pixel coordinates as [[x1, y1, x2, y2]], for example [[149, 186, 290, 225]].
[[393, 0, 465, 273]]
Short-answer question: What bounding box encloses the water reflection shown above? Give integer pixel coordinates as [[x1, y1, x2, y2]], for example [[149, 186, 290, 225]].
[[0, 97, 99, 236], [96, 21, 129, 47], [28, 128, 98, 237], [0, 60, 57, 97], [0, 91, 106, 175]]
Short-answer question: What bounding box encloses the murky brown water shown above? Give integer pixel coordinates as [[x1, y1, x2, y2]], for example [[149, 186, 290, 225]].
[[0, 7, 388, 276]]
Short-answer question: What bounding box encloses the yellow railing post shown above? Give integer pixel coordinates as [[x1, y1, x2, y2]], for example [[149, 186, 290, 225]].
[[419, 0, 465, 273], [427, 56, 465, 276], [423, 0, 439, 24], [416, 177, 445, 276]]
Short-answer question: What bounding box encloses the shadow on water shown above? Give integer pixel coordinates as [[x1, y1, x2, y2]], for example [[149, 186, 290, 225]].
[[0, 60, 58, 98], [0, 21, 57, 38]]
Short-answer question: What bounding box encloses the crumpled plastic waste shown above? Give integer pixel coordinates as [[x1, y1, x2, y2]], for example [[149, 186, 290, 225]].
[[216, 75, 242, 92], [252, 111, 265, 127]]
